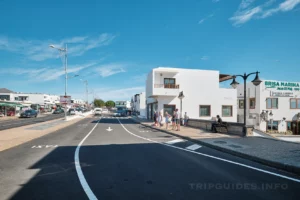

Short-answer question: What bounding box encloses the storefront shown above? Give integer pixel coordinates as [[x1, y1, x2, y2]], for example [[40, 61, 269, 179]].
[[0, 101, 24, 117], [236, 80, 300, 135]]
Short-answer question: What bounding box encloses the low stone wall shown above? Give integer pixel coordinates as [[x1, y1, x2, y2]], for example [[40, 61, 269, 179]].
[[187, 119, 253, 136]]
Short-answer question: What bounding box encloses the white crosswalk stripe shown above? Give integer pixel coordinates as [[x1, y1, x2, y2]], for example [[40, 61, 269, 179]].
[[185, 144, 202, 151], [165, 139, 184, 144]]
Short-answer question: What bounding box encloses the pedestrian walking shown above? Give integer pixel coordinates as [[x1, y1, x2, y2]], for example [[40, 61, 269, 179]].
[[153, 111, 157, 127], [165, 111, 171, 130], [172, 111, 176, 130], [175, 109, 180, 131], [184, 112, 189, 126], [158, 111, 164, 128]]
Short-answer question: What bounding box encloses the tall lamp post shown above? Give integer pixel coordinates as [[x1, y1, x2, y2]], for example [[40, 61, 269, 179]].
[[230, 71, 262, 135], [50, 44, 68, 120], [178, 91, 185, 125]]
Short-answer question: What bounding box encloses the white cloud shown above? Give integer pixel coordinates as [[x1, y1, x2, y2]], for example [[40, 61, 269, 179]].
[[95, 63, 127, 77], [198, 13, 215, 24], [230, 6, 262, 26], [230, 0, 300, 26], [261, 0, 300, 18], [0, 33, 116, 61], [239, 0, 256, 9], [200, 56, 210, 60], [72, 86, 145, 101], [0, 62, 97, 81]]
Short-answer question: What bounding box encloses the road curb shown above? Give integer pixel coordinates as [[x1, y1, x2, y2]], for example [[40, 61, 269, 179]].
[[131, 117, 300, 176]]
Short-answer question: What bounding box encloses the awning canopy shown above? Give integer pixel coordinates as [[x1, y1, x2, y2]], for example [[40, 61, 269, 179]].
[[219, 74, 233, 82], [0, 102, 24, 107]]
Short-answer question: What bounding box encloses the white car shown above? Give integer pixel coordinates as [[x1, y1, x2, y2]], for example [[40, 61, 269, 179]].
[[102, 109, 108, 114], [94, 108, 102, 115]]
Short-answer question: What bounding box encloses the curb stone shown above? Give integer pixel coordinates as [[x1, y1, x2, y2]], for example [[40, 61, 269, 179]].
[[131, 117, 300, 176]]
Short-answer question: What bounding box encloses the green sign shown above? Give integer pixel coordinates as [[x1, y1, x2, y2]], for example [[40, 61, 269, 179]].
[[265, 81, 300, 91]]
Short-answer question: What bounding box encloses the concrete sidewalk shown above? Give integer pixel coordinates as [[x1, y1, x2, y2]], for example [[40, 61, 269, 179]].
[[131, 116, 300, 175], [0, 113, 92, 152]]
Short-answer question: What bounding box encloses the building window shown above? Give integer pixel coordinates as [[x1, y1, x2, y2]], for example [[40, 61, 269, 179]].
[[266, 98, 278, 109], [199, 105, 211, 117], [249, 98, 255, 109], [239, 100, 244, 109], [222, 106, 233, 117], [290, 98, 300, 109], [15, 97, 19, 101], [287, 122, 292, 131], [164, 78, 176, 88], [267, 121, 279, 131]]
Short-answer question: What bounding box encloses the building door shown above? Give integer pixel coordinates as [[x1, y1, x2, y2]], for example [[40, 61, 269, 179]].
[[164, 105, 176, 116], [291, 121, 297, 135]]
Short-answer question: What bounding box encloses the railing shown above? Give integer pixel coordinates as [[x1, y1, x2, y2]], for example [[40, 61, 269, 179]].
[[154, 84, 180, 89]]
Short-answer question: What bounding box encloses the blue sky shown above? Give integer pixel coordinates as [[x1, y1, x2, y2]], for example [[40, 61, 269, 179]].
[[0, 0, 300, 101]]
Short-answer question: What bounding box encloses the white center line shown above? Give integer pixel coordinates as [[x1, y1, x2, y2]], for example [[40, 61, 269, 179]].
[[186, 144, 202, 151], [165, 139, 185, 144]]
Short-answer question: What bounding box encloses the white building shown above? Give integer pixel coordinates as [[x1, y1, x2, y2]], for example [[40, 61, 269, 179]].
[[115, 100, 131, 109], [0, 88, 60, 107], [132, 92, 146, 118], [146, 67, 237, 122], [236, 80, 300, 135], [71, 99, 86, 106]]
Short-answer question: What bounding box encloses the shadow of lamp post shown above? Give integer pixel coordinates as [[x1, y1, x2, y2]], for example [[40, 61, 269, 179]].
[[230, 71, 262, 135]]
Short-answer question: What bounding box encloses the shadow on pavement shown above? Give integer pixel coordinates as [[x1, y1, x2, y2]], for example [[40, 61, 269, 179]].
[[8, 143, 300, 200], [90, 118, 137, 124]]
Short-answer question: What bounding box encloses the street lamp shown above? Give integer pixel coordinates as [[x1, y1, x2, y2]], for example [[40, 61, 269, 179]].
[[269, 111, 274, 132], [68, 74, 79, 79], [178, 91, 185, 125], [230, 71, 262, 135], [50, 44, 68, 120]]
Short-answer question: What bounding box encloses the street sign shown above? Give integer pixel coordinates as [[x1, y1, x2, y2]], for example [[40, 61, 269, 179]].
[[60, 96, 71, 104]]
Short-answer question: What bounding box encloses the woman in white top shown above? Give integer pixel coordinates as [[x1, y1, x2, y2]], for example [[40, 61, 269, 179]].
[[158, 112, 164, 128]]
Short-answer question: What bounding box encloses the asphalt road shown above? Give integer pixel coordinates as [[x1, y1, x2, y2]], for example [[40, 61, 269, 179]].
[[0, 113, 65, 131], [0, 115, 300, 200]]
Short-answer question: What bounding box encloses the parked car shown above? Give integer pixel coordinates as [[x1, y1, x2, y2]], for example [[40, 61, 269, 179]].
[[94, 108, 102, 116], [102, 109, 109, 114], [53, 108, 65, 114], [112, 110, 121, 117], [75, 107, 83, 112], [68, 108, 76, 115], [20, 110, 38, 118]]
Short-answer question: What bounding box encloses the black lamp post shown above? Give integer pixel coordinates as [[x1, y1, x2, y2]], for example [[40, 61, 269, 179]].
[[230, 71, 262, 135], [178, 91, 185, 125]]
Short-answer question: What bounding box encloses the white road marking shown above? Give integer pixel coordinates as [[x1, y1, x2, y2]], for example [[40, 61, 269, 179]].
[[106, 127, 113, 132], [31, 145, 58, 148], [74, 120, 100, 200], [186, 144, 202, 151], [116, 118, 300, 183], [165, 139, 185, 144]]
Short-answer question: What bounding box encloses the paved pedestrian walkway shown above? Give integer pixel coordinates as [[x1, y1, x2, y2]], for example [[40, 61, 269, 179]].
[[131, 116, 300, 175]]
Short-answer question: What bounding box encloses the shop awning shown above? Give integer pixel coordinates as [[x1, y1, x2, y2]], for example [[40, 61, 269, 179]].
[[0, 102, 24, 107]]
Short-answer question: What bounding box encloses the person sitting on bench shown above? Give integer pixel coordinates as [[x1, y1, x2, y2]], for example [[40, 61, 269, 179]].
[[211, 115, 222, 131]]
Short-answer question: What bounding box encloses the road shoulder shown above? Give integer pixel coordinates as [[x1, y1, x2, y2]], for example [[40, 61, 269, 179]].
[[0, 114, 92, 152]]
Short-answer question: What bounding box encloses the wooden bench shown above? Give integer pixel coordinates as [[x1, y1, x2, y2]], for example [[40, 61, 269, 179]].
[[212, 122, 228, 133]]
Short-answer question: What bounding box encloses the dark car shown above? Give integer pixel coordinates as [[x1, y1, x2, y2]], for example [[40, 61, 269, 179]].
[[20, 110, 38, 118], [53, 108, 65, 114]]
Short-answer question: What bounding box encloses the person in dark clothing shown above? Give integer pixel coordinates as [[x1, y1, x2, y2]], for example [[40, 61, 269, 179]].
[[211, 115, 222, 132], [153, 111, 157, 127]]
